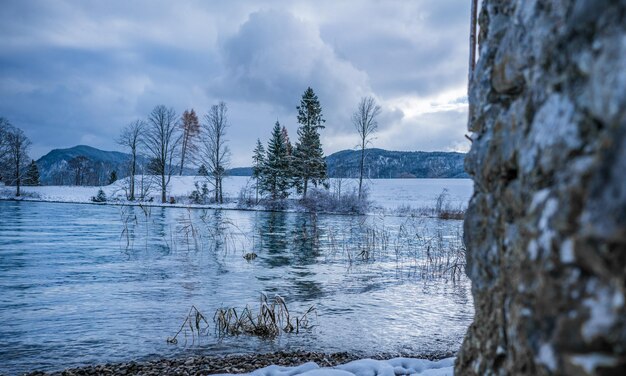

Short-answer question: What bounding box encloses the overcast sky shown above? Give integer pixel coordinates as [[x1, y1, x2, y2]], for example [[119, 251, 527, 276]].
[[0, 0, 471, 167]]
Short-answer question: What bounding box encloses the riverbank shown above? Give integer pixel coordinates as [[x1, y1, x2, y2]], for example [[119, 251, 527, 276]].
[[23, 351, 455, 376]]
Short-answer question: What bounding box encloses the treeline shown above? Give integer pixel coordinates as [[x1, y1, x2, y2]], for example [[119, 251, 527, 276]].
[[248, 88, 381, 207], [1, 86, 383, 205], [115, 102, 231, 203], [0, 118, 39, 196]]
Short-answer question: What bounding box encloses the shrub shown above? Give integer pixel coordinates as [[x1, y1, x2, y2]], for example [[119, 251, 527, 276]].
[[300, 187, 370, 214], [189, 181, 210, 204], [236, 181, 256, 209], [91, 188, 107, 203]]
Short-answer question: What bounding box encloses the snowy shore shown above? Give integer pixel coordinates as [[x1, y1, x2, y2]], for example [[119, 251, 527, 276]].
[[24, 351, 454, 376], [0, 176, 472, 216]]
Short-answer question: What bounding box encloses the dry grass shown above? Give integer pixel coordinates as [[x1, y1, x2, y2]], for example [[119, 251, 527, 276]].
[[167, 305, 210, 344], [214, 293, 316, 338]]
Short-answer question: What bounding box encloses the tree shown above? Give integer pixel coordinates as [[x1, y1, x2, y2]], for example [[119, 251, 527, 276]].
[[259, 121, 291, 201], [69, 156, 89, 186], [352, 96, 381, 199], [197, 164, 209, 177], [143, 105, 180, 203], [108, 170, 118, 185], [0, 118, 15, 184], [199, 101, 230, 204], [251, 139, 265, 203], [293, 87, 328, 199], [24, 160, 40, 186], [5, 126, 31, 196], [281, 126, 293, 156], [178, 109, 200, 175], [117, 120, 144, 200]]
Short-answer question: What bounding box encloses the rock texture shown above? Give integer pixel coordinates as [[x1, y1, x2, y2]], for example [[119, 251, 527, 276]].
[[457, 1, 626, 375]]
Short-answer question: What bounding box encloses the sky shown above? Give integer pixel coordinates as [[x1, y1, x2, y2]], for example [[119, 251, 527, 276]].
[[0, 0, 471, 167]]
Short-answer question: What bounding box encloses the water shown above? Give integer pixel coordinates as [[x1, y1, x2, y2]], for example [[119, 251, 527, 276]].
[[0, 201, 473, 375]]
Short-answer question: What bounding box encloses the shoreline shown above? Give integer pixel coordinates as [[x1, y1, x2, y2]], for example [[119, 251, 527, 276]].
[[0, 196, 464, 220], [22, 350, 457, 376]]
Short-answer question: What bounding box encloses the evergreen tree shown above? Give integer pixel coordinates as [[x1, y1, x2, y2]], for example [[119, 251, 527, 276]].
[[197, 164, 209, 177], [293, 87, 328, 198], [108, 170, 118, 185], [24, 160, 40, 186], [91, 188, 107, 203], [251, 139, 265, 203], [259, 121, 291, 201], [281, 126, 293, 156]]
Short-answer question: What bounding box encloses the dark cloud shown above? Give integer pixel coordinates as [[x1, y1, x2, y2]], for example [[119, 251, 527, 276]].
[[0, 0, 470, 166]]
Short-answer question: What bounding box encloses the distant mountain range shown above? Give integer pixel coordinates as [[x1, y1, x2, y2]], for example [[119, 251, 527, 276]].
[[35, 145, 467, 185], [326, 148, 468, 179]]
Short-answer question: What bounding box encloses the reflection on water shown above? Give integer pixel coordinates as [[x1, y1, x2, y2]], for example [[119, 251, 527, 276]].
[[0, 201, 473, 374]]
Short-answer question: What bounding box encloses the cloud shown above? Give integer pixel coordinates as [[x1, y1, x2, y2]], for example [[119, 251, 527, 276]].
[[214, 9, 371, 116], [0, 0, 471, 166]]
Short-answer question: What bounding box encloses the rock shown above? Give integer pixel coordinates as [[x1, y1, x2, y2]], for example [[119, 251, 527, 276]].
[[457, 1, 626, 375]]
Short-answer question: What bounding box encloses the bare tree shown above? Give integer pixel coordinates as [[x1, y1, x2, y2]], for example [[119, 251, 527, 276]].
[[5, 126, 31, 196], [117, 120, 145, 200], [199, 101, 230, 204], [68, 156, 89, 186], [143, 105, 180, 203], [0, 118, 14, 183], [178, 109, 200, 175], [352, 96, 381, 200]]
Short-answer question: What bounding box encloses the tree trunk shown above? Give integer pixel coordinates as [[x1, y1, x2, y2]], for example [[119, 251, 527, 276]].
[[130, 152, 136, 201], [15, 157, 20, 197], [214, 176, 219, 202], [358, 140, 365, 199], [303, 179, 308, 199], [179, 133, 187, 176], [161, 173, 166, 203], [219, 178, 223, 204]]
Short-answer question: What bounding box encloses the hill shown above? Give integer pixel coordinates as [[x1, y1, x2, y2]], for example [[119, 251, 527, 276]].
[[36, 145, 135, 185], [325, 149, 468, 179]]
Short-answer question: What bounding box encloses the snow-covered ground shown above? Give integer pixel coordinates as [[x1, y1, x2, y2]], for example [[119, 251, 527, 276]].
[[218, 357, 454, 376], [0, 176, 473, 214]]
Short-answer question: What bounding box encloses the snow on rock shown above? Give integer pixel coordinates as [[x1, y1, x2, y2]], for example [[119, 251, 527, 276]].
[[214, 358, 454, 376]]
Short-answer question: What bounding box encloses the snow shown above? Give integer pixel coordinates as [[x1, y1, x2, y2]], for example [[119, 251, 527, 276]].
[[569, 353, 618, 373], [537, 344, 557, 371], [0, 176, 473, 215], [213, 358, 454, 376], [582, 284, 621, 341]]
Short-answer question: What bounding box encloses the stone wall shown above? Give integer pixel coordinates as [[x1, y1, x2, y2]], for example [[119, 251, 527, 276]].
[[456, 1, 626, 375]]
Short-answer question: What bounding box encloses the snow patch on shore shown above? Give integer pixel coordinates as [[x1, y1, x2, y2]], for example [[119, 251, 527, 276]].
[[215, 358, 455, 376]]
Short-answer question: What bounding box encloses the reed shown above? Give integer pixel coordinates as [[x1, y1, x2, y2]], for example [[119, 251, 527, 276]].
[[214, 293, 316, 338]]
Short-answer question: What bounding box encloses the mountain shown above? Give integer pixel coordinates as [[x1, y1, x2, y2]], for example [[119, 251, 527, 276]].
[[36, 145, 204, 185], [227, 167, 254, 176], [221, 149, 468, 179], [325, 149, 468, 179], [36, 145, 135, 185]]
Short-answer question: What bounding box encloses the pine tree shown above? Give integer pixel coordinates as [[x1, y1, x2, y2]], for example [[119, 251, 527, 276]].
[[108, 170, 118, 185], [24, 160, 40, 186], [259, 121, 291, 201], [281, 126, 292, 156], [251, 139, 265, 203], [197, 164, 209, 177], [293, 87, 328, 198]]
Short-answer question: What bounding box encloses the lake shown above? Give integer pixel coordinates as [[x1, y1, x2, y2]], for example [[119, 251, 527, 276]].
[[0, 199, 473, 374]]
